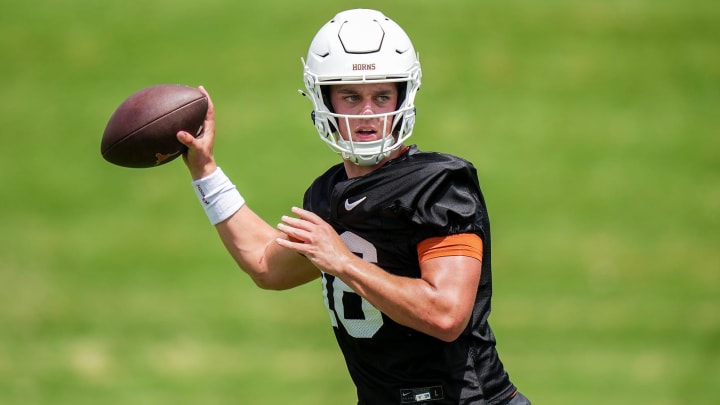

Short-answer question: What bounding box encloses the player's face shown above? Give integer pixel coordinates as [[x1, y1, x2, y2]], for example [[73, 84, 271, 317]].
[[329, 83, 399, 142]]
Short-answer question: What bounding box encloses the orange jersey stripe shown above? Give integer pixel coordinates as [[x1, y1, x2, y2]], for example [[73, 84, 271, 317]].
[[417, 233, 484, 263]]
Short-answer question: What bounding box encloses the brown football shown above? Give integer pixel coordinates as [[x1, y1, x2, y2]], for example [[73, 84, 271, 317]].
[[101, 84, 208, 168]]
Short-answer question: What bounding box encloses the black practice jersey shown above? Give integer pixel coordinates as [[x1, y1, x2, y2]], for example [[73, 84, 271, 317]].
[[303, 146, 516, 405]]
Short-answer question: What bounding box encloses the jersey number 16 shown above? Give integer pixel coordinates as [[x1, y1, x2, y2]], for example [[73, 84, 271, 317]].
[[321, 231, 384, 338]]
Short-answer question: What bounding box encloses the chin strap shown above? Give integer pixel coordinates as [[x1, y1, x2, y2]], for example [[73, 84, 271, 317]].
[[337, 135, 396, 166]]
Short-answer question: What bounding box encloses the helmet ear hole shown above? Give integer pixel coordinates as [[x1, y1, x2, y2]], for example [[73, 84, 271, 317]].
[[321, 86, 334, 113], [396, 82, 407, 109], [392, 82, 408, 136], [319, 87, 339, 133]]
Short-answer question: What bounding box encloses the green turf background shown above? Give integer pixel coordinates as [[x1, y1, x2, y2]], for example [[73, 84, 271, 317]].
[[1, 0, 718, 403]]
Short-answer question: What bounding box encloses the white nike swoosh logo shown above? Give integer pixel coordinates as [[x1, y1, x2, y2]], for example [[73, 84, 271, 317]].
[[344, 196, 367, 211]]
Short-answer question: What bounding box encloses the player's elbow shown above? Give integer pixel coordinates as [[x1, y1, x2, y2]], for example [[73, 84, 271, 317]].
[[431, 312, 471, 343], [252, 278, 279, 290], [247, 266, 318, 291], [250, 274, 294, 291]]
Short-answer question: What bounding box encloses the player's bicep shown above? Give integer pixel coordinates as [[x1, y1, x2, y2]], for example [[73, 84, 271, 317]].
[[417, 234, 483, 325], [416, 233, 484, 290]]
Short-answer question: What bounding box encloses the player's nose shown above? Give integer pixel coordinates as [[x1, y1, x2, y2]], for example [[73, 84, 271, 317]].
[[359, 99, 375, 115], [360, 105, 375, 115]]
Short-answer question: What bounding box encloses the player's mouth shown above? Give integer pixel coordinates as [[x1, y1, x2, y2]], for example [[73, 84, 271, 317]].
[[354, 127, 379, 141]]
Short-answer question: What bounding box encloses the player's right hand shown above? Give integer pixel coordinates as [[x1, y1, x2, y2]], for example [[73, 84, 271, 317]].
[[177, 86, 218, 180]]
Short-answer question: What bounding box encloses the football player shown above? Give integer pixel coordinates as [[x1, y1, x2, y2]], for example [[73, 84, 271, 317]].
[[177, 8, 530, 405]]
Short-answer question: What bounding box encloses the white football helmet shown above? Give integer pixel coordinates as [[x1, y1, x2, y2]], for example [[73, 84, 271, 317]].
[[302, 9, 422, 166]]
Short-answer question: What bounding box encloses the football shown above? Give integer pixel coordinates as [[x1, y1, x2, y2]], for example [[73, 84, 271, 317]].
[[101, 84, 208, 168]]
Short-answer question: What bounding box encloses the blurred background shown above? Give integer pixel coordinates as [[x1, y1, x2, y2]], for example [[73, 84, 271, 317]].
[[0, 0, 718, 403]]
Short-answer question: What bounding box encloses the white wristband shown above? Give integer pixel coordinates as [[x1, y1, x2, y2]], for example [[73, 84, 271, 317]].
[[192, 167, 245, 225]]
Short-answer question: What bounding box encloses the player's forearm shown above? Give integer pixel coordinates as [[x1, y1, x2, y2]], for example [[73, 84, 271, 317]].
[[216, 205, 320, 290], [337, 257, 471, 342]]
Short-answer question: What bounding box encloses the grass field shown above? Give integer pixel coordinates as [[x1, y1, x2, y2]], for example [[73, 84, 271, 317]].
[[1, 0, 718, 403]]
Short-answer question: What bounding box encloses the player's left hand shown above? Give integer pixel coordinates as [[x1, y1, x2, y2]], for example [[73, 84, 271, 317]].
[[275, 207, 354, 276]]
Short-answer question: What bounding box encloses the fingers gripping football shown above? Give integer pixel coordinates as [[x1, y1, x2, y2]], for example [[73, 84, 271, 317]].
[[177, 86, 218, 179]]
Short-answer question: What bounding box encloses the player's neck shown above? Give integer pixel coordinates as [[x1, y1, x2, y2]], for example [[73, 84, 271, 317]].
[[343, 145, 407, 179], [344, 161, 379, 179]]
